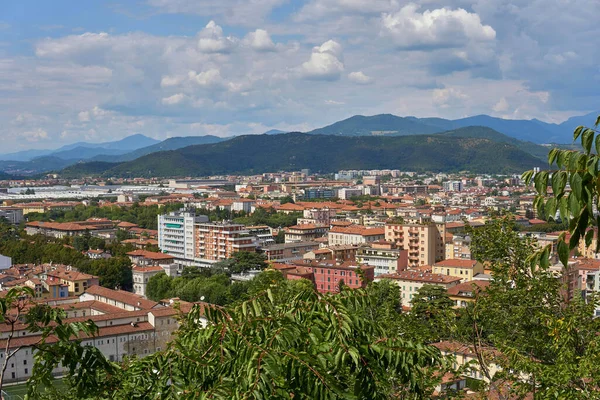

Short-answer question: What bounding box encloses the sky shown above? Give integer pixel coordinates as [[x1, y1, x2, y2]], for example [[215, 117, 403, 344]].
[[1, 0, 599, 150]]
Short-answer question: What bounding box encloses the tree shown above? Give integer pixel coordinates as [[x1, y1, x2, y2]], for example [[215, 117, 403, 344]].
[[102, 285, 444, 399], [146, 272, 174, 301], [0, 287, 112, 397]]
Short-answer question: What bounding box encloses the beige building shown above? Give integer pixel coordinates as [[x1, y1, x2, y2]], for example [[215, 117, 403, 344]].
[[375, 271, 461, 307], [444, 235, 472, 260], [356, 241, 408, 277], [195, 221, 257, 263], [328, 225, 385, 246], [284, 224, 328, 243], [385, 221, 446, 268], [432, 259, 484, 282]]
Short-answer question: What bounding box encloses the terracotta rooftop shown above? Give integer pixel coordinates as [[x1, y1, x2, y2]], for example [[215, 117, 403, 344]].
[[379, 271, 461, 284], [434, 259, 480, 269]]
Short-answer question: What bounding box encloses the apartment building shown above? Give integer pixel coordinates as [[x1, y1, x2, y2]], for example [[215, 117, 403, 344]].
[[356, 241, 408, 277], [195, 221, 256, 264], [284, 224, 328, 243], [261, 241, 320, 262], [385, 221, 446, 268], [0, 285, 206, 384], [447, 280, 490, 308], [0, 207, 23, 225], [296, 207, 337, 225], [376, 271, 461, 307], [304, 245, 358, 263], [132, 265, 164, 297], [432, 259, 484, 283], [444, 235, 472, 260], [328, 225, 385, 246], [34, 265, 99, 296], [274, 260, 375, 294], [158, 211, 208, 260]]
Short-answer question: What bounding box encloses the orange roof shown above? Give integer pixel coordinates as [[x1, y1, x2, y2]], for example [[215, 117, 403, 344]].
[[329, 226, 385, 236], [434, 259, 479, 269], [379, 271, 461, 284], [126, 250, 174, 260]]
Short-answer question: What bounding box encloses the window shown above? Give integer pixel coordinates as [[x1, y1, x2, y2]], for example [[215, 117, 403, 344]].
[[11, 372, 15, 379], [24, 368, 28, 375], [23, 360, 27, 365]]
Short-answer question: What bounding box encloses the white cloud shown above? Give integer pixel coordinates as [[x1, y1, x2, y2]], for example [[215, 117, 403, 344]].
[[197, 21, 236, 53], [300, 40, 344, 81], [381, 4, 496, 49], [78, 111, 90, 122], [493, 97, 509, 112], [295, 0, 394, 20], [162, 93, 187, 105], [22, 128, 49, 142], [432, 87, 469, 108], [188, 69, 223, 87], [161, 75, 184, 87], [348, 71, 373, 84], [245, 29, 276, 52]]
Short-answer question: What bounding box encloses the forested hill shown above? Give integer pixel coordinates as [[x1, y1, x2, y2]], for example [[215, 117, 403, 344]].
[[60, 130, 546, 178]]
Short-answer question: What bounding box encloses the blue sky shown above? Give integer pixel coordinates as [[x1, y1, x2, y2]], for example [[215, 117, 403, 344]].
[[1, 0, 599, 150]]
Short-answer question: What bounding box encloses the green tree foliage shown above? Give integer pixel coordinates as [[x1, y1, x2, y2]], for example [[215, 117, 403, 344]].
[[232, 206, 300, 228], [0, 287, 110, 397], [409, 284, 455, 341], [96, 282, 444, 399]]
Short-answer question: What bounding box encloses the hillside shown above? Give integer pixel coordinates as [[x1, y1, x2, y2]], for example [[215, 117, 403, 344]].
[[91, 135, 224, 163], [306, 114, 441, 136], [437, 126, 550, 160], [62, 130, 546, 178], [305, 113, 599, 144]]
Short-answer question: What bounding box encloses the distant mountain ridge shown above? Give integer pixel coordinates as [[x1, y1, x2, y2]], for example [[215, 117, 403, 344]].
[[0, 134, 160, 162], [306, 112, 599, 144], [59, 128, 547, 178]]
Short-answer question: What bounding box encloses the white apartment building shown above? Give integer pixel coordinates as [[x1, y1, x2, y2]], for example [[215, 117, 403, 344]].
[[443, 181, 463, 192], [158, 211, 209, 261]]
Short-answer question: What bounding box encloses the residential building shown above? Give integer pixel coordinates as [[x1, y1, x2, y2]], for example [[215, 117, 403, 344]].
[[376, 271, 461, 307], [158, 211, 208, 261], [356, 241, 408, 276], [261, 241, 320, 262], [432, 259, 485, 282], [0, 207, 23, 225], [284, 224, 328, 243], [337, 188, 363, 200], [195, 221, 257, 264], [447, 280, 490, 307], [297, 208, 336, 225], [127, 250, 175, 267], [274, 260, 375, 294], [385, 221, 446, 268], [0, 285, 207, 384], [34, 265, 99, 296], [132, 265, 164, 297], [432, 341, 502, 383], [444, 235, 472, 260], [328, 225, 385, 246], [246, 225, 275, 247], [443, 181, 463, 192], [0, 254, 11, 270], [304, 245, 358, 263]]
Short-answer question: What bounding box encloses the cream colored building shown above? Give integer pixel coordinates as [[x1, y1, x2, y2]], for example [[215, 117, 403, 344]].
[[384, 221, 446, 268], [432, 259, 484, 282], [375, 271, 461, 307]]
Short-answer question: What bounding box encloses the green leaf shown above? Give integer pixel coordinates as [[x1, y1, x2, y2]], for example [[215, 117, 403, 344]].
[[552, 171, 567, 199], [570, 173, 582, 200], [557, 239, 569, 267], [545, 198, 557, 221], [582, 128, 594, 154], [595, 115, 600, 128], [548, 148, 559, 165], [574, 125, 584, 141]]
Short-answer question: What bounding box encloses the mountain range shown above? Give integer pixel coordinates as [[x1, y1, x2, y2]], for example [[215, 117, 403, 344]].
[[58, 127, 547, 178], [1, 111, 597, 177], [306, 111, 598, 144]]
